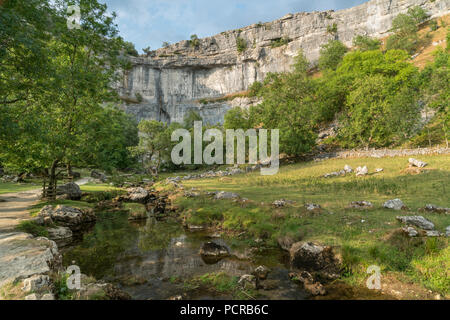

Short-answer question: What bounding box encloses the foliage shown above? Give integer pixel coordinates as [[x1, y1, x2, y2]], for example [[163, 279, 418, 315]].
[[16, 220, 49, 237], [326, 23, 338, 35], [123, 41, 138, 56], [352, 35, 381, 51], [130, 120, 174, 173], [386, 6, 429, 54], [270, 37, 290, 48], [189, 34, 200, 48], [0, 0, 131, 198], [236, 36, 247, 53], [338, 74, 420, 148], [318, 40, 348, 71], [79, 105, 139, 172], [142, 46, 151, 55]]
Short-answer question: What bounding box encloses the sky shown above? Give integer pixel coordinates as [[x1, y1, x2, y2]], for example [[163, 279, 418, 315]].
[[103, 0, 369, 52]]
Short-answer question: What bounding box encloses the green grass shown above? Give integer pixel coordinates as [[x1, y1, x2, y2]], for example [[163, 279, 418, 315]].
[[165, 154, 450, 296], [0, 181, 41, 194], [16, 220, 49, 237], [185, 272, 255, 300], [80, 183, 122, 192], [29, 199, 93, 216]]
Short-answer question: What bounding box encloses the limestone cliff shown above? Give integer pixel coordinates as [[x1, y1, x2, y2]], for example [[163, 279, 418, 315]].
[[117, 0, 449, 124]]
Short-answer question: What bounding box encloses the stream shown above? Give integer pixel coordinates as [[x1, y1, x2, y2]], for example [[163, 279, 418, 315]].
[[61, 210, 308, 300]]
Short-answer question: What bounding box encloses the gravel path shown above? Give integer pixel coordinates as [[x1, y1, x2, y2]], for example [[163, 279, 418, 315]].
[[0, 179, 91, 233]]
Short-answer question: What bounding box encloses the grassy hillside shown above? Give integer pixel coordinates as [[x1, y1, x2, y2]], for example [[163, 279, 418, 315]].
[[161, 154, 450, 297]]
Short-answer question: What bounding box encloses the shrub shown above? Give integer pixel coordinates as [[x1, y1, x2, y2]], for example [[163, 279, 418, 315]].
[[318, 40, 348, 71], [352, 35, 381, 51], [236, 37, 247, 53]]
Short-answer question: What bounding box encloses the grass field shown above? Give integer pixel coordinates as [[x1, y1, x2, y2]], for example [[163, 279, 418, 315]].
[[0, 181, 41, 194], [162, 154, 450, 296]]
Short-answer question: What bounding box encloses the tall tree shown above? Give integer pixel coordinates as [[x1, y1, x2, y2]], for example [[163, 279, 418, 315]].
[[1, 0, 131, 198]]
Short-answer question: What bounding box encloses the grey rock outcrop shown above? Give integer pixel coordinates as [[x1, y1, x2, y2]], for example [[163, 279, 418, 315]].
[[127, 187, 150, 203], [396, 215, 435, 230], [118, 0, 449, 125], [22, 275, 50, 293], [214, 191, 239, 200], [408, 158, 428, 168], [289, 242, 341, 275], [383, 199, 405, 210], [0, 233, 61, 289], [39, 205, 96, 231], [56, 182, 82, 200]]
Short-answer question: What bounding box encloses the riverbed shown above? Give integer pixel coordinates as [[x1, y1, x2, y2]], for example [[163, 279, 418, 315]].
[[61, 210, 307, 300]]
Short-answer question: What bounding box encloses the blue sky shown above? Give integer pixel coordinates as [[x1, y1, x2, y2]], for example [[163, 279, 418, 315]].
[[103, 0, 368, 52]]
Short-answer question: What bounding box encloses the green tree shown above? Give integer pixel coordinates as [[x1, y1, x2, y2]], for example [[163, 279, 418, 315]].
[[386, 7, 429, 54], [0, 0, 55, 105], [131, 120, 182, 174], [352, 35, 382, 51], [318, 40, 348, 71], [79, 105, 139, 172], [224, 107, 252, 130], [407, 6, 429, 25], [190, 34, 200, 48], [248, 51, 317, 155], [0, 0, 130, 198], [339, 75, 420, 148], [183, 110, 203, 129], [123, 41, 138, 56]]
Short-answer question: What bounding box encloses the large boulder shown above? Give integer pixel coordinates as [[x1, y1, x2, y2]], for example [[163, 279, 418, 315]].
[[238, 275, 257, 290], [22, 275, 50, 293], [289, 242, 341, 276], [39, 205, 96, 231], [408, 158, 427, 168], [90, 170, 107, 182], [56, 182, 82, 200], [214, 191, 239, 200], [383, 199, 405, 210], [127, 187, 150, 203], [355, 166, 368, 176], [47, 226, 73, 246], [73, 275, 131, 300], [0, 233, 61, 289], [396, 216, 435, 231]]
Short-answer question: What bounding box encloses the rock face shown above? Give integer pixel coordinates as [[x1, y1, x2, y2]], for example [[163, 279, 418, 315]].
[[118, 0, 449, 125], [0, 233, 61, 289]]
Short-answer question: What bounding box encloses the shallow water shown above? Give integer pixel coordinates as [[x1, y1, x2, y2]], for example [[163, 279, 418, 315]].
[[62, 211, 307, 300]]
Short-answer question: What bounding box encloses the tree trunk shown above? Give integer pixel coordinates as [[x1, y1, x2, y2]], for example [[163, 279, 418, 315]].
[[43, 160, 59, 200]]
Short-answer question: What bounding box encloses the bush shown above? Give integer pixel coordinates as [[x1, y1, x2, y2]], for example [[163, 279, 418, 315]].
[[236, 37, 247, 53], [189, 34, 200, 48], [352, 35, 381, 51], [318, 40, 348, 71]]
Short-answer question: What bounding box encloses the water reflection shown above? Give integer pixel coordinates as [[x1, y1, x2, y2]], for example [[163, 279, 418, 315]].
[[63, 211, 306, 300]]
